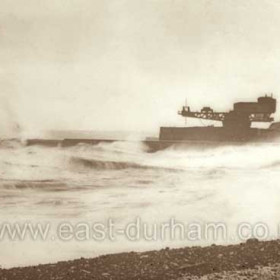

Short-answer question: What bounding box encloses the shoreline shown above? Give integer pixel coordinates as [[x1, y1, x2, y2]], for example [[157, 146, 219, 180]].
[[1, 239, 280, 279]]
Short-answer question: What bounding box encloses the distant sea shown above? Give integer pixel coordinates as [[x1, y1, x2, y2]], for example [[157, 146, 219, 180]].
[[1, 137, 280, 268]]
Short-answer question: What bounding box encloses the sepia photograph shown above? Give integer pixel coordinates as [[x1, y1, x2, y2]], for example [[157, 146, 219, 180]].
[[1, 0, 280, 279]]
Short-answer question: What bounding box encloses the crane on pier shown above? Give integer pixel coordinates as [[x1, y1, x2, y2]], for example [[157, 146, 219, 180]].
[[178, 95, 276, 129]]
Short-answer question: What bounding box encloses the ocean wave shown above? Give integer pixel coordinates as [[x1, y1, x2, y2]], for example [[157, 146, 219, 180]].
[[69, 156, 176, 171], [261, 160, 280, 169], [0, 180, 68, 191], [1, 140, 280, 181], [0, 139, 23, 149]]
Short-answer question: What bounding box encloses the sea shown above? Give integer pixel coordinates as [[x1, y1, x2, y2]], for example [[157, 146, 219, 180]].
[[1, 138, 280, 268]]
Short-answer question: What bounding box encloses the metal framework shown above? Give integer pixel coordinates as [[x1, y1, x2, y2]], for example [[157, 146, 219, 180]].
[[178, 95, 276, 128], [178, 107, 274, 123]]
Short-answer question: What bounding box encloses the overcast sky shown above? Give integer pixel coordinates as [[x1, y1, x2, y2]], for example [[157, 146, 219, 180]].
[[1, 0, 280, 134]]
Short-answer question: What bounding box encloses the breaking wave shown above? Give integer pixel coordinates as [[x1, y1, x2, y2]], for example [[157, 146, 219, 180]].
[[2, 140, 280, 268], [0, 140, 280, 181], [68, 156, 179, 171], [69, 156, 152, 170], [0, 180, 68, 191]]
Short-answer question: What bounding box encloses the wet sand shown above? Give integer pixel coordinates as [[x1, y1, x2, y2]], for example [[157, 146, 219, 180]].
[[1, 239, 280, 279]]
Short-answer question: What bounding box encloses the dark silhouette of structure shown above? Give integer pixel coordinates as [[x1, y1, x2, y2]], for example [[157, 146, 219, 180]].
[[179, 95, 276, 129], [157, 95, 280, 148], [25, 95, 280, 152]]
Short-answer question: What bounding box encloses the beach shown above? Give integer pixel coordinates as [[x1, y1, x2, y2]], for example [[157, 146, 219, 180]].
[[1, 238, 280, 279]]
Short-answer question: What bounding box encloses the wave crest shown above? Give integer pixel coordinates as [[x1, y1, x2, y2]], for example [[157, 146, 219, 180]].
[[69, 156, 152, 170]]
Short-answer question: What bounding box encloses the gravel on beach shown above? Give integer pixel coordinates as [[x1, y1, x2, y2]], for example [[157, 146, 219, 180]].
[[1, 239, 280, 280]]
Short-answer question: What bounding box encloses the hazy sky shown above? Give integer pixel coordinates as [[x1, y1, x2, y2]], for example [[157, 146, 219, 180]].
[[1, 0, 280, 134]]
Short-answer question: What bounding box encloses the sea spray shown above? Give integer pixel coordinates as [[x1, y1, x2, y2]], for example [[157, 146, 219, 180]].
[[1, 141, 280, 267]]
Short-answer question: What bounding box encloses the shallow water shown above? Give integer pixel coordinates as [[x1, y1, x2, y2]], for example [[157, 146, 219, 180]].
[[1, 141, 280, 268]]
